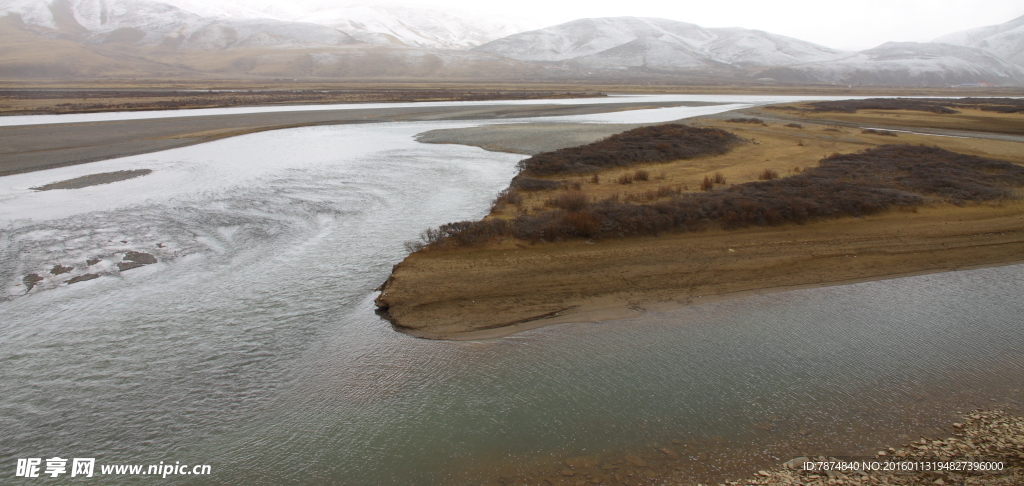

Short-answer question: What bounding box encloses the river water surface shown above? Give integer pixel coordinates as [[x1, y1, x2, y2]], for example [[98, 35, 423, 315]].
[[1, 97, 1022, 485]]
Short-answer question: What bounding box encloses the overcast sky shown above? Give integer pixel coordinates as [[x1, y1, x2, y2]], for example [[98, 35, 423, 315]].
[[269, 0, 1024, 51]]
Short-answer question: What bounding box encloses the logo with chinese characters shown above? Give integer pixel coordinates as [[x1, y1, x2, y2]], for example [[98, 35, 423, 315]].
[[15, 458, 94, 478]]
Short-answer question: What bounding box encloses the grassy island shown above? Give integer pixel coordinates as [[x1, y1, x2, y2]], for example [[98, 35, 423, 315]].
[[376, 100, 1024, 339]]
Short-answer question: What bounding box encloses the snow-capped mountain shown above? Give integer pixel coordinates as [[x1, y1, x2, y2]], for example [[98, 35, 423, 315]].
[[0, 0, 358, 49], [933, 14, 1024, 67], [156, 1, 540, 49], [2, 1, 1023, 85], [473, 16, 1024, 85], [755, 42, 1024, 86], [0, 0, 538, 79], [0, 0, 535, 49], [289, 4, 538, 49], [473, 17, 850, 69]]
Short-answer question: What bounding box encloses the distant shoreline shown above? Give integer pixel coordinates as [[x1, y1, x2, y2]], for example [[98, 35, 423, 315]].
[[4, 82, 1022, 117], [0, 88, 606, 117], [0, 99, 699, 177]]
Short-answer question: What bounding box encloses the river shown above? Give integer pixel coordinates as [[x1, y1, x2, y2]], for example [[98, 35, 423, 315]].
[[2, 96, 1022, 485]]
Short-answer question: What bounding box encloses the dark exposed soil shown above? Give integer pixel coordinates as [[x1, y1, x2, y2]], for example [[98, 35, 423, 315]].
[[66, 273, 99, 284], [31, 169, 153, 190]]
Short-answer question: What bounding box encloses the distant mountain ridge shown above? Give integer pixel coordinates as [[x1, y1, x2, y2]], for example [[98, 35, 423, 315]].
[[475, 16, 1024, 86], [757, 41, 1024, 86], [0, 0, 534, 49], [0, 0, 359, 49], [933, 14, 1024, 67], [1, 0, 1022, 85], [473, 17, 850, 69]]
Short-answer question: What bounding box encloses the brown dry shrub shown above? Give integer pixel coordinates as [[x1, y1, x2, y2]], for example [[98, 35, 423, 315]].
[[547, 192, 589, 212], [657, 185, 681, 198], [700, 176, 714, 191], [562, 211, 601, 237], [494, 190, 523, 206], [510, 177, 563, 192], [862, 129, 898, 137], [758, 169, 779, 181], [516, 124, 740, 176], [805, 98, 960, 114], [727, 117, 765, 124]]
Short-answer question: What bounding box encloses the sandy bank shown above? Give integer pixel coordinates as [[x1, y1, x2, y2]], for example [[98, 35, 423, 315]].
[[416, 122, 644, 155], [378, 203, 1024, 339]]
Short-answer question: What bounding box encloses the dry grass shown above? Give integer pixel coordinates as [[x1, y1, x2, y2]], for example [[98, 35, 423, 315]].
[[787, 106, 1024, 136], [488, 113, 1024, 222], [425, 144, 1024, 247]]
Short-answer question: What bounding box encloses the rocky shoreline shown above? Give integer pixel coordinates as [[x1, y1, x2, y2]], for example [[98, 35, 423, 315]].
[[728, 410, 1023, 486], [491, 410, 1023, 486]]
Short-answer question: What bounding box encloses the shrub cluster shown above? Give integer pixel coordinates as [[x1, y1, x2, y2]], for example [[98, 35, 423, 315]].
[[726, 117, 766, 124], [801, 97, 1024, 115], [493, 189, 523, 206], [699, 172, 728, 191], [416, 145, 1024, 248], [758, 169, 779, 180], [805, 98, 959, 114], [861, 129, 898, 136], [546, 192, 589, 211], [510, 177, 565, 192], [624, 185, 685, 203], [945, 98, 1024, 114], [514, 124, 740, 177]]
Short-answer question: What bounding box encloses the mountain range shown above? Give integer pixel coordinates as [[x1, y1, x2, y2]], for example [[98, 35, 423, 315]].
[[1, 0, 1022, 85]]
